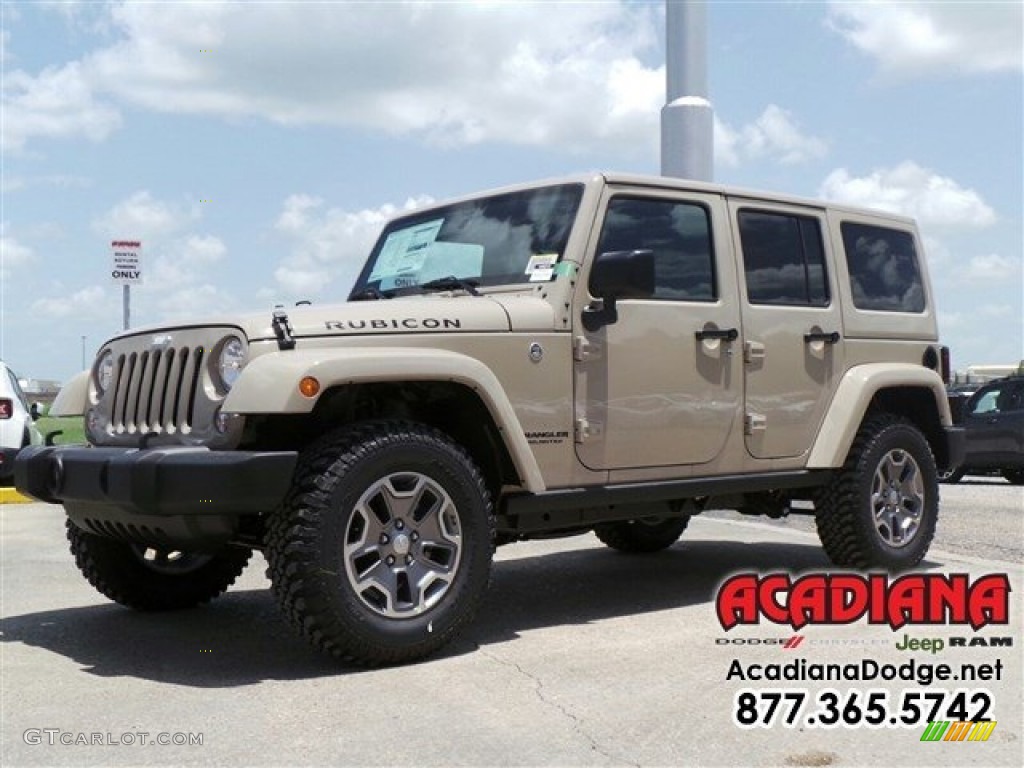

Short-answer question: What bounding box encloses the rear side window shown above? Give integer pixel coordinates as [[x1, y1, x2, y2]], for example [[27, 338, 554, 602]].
[[737, 210, 829, 306], [841, 222, 926, 313], [596, 197, 716, 301]]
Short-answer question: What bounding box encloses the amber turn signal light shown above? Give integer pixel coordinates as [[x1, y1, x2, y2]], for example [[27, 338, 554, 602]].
[[299, 376, 321, 398]]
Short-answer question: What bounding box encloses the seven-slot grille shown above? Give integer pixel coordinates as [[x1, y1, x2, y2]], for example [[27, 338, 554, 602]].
[[107, 344, 206, 435]]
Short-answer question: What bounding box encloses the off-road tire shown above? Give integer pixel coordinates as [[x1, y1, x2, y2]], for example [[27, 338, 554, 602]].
[[1002, 469, 1024, 485], [594, 515, 690, 553], [815, 414, 938, 570], [265, 421, 494, 665], [67, 520, 251, 610]]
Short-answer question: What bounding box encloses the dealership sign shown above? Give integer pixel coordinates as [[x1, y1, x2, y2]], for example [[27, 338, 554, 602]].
[[111, 240, 142, 284]]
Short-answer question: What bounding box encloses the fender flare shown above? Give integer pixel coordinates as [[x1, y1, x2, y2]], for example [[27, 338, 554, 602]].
[[49, 370, 90, 417], [807, 363, 951, 469], [224, 347, 546, 493]]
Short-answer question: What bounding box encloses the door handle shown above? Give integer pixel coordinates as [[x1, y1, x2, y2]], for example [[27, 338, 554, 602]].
[[804, 331, 841, 344], [695, 327, 738, 342]]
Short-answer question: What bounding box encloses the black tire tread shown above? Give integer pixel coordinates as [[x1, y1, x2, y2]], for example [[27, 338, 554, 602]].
[[67, 520, 251, 610], [1002, 469, 1024, 485], [594, 516, 690, 553], [815, 413, 938, 570], [265, 420, 494, 665]]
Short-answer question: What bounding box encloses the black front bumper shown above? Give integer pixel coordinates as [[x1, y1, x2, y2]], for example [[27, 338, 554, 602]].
[[14, 445, 297, 549]]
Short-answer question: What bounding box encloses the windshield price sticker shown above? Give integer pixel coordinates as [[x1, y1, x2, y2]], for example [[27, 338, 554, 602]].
[[369, 218, 444, 282]]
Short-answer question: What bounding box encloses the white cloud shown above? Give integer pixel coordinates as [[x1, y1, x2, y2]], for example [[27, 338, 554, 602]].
[[154, 283, 236, 322], [2, 62, 121, 152], [819, 162, 996, 231], [716, 105, 828, 168], [150, 234, 227, 290], [4, 2, 665, 155], [93, 191, 196, 240], [273, 194, 432, 298], [965, 253, 1020, 282], [0, 229, 34, 278], [31, 285, 107, 319], [827, 1, 1023, 77]]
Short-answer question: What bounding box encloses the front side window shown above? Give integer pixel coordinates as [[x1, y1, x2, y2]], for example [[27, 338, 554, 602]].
[[841, 222, 926, 313], [971, 381, 1024, 415], [738, 209, 830, 307], [595, 197, 716, 301], [351, 184, 583, 296]]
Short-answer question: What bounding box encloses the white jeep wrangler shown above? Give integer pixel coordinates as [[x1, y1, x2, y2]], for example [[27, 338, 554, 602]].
[[16, 173, 963, 664]]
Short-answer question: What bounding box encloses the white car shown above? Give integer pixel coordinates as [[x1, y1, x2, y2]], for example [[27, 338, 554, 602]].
[[1, 361, 43, 484]]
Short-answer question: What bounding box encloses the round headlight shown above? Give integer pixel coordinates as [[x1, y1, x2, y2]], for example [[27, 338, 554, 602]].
[[95, 350, 114, 395], [217, 336, 246, 390]]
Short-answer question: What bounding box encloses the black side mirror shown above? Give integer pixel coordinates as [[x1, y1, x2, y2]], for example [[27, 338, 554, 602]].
[[30, 403, 42, 421], [582, 249, 655, 332]]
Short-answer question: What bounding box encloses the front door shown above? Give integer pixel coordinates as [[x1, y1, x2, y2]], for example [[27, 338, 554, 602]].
[[574, 190, 742, 471], [727, 200, 844, 460]]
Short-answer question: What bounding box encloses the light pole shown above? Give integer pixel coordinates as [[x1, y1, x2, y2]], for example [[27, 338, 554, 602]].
[[661, 0, 713, 181], [81, 336, 87, 370]]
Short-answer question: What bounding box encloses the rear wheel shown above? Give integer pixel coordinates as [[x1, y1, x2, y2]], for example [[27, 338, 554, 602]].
[[1002, 469, 1024, 485], [67, 520, 251, 610], [816, 414, 938, 570], [595, 513, 690, 553], [265, 421, 494, 665], [938, 466, 964, 484]]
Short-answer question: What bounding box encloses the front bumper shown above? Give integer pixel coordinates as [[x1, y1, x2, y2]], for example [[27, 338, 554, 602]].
[[14, 445, 297, 549]]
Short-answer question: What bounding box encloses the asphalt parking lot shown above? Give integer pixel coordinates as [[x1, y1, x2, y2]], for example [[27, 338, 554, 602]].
[[2, 485, 1022, 767]]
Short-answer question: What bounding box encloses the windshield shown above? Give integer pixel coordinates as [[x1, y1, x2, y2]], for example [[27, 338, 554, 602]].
[[350, 183, 583, 297]]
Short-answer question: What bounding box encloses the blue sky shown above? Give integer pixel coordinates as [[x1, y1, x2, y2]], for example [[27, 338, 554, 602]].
[[1, 0, 1021, 382]]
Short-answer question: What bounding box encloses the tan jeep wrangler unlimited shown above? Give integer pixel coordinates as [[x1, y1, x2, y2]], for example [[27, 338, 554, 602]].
[[16, 173, 963, 664]]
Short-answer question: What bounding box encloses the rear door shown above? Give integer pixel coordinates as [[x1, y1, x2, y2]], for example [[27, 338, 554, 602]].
[[727, 200, 844, 460]]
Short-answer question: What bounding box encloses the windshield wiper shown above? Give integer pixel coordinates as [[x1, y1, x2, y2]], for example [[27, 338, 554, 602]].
[[350, 287, 394, 301], [418, 276, 480, 296]]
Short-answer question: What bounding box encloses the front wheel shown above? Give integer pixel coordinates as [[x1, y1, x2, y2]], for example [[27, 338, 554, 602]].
[[265, 421, 494, 665], [67, 521, 251, 610], [815, 414, 938, 570]]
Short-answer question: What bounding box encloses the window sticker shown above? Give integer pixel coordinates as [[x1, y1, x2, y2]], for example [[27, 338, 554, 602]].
[[526, 253, 558, 282], [369, 218, 444, 282]]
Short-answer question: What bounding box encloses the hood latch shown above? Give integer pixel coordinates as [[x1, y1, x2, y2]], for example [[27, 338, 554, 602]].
[[272, 308, 296, 350]]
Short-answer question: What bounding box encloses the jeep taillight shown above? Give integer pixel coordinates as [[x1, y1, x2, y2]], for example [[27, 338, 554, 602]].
[[0, 398, 11, 419], [922, 346, 951, 384]]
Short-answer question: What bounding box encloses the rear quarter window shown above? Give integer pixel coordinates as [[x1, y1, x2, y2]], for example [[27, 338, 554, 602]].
[[841, 222, 926, 312]]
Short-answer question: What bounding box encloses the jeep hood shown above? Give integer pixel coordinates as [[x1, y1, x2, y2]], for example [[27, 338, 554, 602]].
[[109, 294, 557, 344]]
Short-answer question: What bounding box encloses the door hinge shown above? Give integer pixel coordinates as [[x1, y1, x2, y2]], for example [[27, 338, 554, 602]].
[[573, 336, 601, 362], [575, 417, 604, 443], [745, 413, 767, 435], [744, 340, 765, 365]]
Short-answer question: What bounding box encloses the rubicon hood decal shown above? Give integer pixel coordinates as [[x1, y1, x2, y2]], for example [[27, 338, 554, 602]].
[[325, 317, 464, 331]]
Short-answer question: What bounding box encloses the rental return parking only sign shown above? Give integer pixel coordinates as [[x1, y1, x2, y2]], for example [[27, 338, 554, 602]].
[[111, 240, 142, 329], [111, 240, 142, 284]]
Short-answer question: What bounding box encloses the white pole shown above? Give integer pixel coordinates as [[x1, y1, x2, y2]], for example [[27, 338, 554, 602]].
[[661, 0, 713, 181], [123, 284, 130, 330]]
